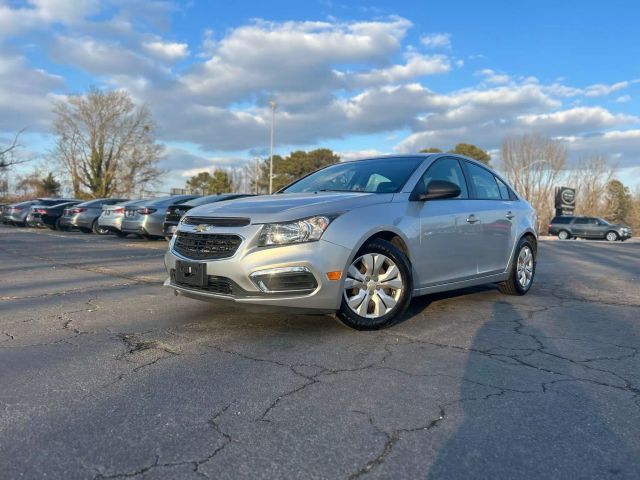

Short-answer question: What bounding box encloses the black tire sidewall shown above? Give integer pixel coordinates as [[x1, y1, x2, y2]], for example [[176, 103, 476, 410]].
[[510, 238, 536, 294], [337, 238, 413, 330]]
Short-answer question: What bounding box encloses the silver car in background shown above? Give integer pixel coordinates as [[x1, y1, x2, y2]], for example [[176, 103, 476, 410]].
[[165, 154, 538, 330], [6, 198, 76, 226], [98, 199, 146, 237], [121, 195, 198, 239], [59, 198, 129, 234]]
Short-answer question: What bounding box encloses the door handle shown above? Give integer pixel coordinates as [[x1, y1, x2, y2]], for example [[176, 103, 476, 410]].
[[506, 211, 515, 220], [466, 215, 479, 224]]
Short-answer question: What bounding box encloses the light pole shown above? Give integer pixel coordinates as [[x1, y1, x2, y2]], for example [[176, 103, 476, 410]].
[[269, 100, 276, 194]]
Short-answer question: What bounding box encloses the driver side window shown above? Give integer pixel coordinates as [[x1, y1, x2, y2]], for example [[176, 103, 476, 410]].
[[418, 158, 468, 199]]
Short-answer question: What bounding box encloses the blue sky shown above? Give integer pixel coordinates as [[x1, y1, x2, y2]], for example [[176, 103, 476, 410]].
[[1, 0, 639, 191]]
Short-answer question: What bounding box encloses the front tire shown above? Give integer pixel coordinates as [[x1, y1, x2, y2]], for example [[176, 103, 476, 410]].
[[557, 230, 570, 240], [499, 237, 536, 295], [605, 231, 619, 242], [337, 239, 412, 330]]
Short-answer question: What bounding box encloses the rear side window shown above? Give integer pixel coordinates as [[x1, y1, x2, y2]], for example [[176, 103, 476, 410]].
[[465, 162, 501, 200], [495, 177, 512, 200], [418, 158, 468, 199], [552, 217, 572, 224], [574, 218, 589, 224]]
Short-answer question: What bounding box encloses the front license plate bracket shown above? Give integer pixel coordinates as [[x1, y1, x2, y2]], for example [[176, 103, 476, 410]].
[[175, 260, 207, 287]]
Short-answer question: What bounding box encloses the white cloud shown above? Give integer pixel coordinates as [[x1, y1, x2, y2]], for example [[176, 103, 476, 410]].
[[0, 50, 63, 130], [0, 0, 99, 37], [518, 107, 638, 132], [420, 33, 451, 49], [615, 95, 631, 103], [584, 81, 629, 97], [143, 41, 190, 61], [475, 68, 511, 85], [345, 53, 450, 86]]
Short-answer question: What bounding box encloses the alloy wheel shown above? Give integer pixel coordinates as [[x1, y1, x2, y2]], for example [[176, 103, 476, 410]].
[[344, 253, 404, 319], [516, 246, 534, 289], [606, 232, 618, 242]]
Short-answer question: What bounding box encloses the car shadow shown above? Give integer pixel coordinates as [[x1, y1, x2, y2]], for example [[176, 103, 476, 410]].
[[425, 300, 640, 478]]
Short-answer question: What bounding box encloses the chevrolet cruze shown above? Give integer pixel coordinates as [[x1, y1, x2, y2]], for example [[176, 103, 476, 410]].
[[165, 154, 537, 329]]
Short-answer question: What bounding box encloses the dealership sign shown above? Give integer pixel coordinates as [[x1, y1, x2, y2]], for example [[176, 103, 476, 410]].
[[555, 186, 576, 216]]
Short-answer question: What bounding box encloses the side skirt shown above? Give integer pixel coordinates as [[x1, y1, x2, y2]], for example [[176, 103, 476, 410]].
[[412, 272, 509, 297]]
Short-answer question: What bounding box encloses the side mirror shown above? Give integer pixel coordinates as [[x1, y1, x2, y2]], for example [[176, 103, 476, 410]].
[[418, 180, 461, 201]]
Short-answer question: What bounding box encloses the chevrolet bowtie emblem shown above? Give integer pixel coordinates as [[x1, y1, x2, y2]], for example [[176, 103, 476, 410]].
[[193, 224, 211, 233]]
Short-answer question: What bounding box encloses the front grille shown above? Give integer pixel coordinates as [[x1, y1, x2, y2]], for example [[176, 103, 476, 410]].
[[173, 232, 242, 260], [171, 270, 233, 295], [182, 216, 250, 227]]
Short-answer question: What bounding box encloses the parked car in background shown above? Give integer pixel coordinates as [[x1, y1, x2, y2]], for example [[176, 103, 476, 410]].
[[163, 194, 255, 239], [98, 199, 146, 237], [165, 154, 538, 330], [5, 198, 77, 227], [1, 204, 11, 224], [121, 195, 199, 239], [59, 198, 129, 234], [28, 201, 82, 230], [549, 216, 632, 241]]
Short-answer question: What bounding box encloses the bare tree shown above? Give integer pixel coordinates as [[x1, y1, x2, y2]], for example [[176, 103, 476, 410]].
[[568, 154, 615, 218], [0, 128, 29, 169], [52, 87, 164, 198], [0, 129, 30, 197], [501, 134, 567, 232]]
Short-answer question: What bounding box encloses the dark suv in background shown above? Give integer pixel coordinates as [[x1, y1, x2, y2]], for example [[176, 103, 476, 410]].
[[549, 216, 632, 241]]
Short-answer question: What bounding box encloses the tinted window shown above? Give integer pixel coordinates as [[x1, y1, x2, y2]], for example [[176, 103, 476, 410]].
[[282, 157, 424, 194], [495, 177, 511, 200], [418, 158, 468, 199], [587, 218, 599, 225], [466, 162, 501, 200], [552, 217, 572, 224], [574, 218, 589, 224]]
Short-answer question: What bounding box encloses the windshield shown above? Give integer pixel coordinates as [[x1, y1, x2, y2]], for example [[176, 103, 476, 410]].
[[597, 218, 609, 225], [281, 157, 425, 194]]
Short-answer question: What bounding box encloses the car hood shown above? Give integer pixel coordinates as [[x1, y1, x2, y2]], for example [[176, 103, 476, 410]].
[[187, 192, 393, 223]]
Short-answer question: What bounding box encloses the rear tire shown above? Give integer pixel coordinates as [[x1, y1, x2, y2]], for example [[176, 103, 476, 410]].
[[337, 239, 413, 330], [557, 230, 570, 240], [92, 220, 110, 235], [499, 237, 536, 295], [605, 231, 619, 242]]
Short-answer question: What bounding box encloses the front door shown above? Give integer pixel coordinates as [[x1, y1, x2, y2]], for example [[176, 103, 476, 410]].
[[414, 157, 480, 287]]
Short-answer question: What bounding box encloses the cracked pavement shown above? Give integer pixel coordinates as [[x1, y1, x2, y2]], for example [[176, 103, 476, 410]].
[[1, 225, 639, 479]]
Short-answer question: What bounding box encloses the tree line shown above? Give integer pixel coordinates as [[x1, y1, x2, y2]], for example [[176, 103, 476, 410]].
[[1, 87, 638, 231]]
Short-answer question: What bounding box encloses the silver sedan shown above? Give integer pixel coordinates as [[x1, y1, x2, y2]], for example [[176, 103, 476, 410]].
[[164, 154, 538, 329]]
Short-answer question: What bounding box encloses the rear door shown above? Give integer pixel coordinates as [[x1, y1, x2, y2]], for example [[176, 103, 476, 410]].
[[414, 157, 480, 286], [463, 161, 517, 275], [572, 217, 589, 237]]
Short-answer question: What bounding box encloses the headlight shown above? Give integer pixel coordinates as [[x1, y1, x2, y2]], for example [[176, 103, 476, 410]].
[[258, 216, 332, 246]]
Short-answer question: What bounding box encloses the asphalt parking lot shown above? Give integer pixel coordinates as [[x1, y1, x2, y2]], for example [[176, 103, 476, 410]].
[[1, 225, 639, 479]]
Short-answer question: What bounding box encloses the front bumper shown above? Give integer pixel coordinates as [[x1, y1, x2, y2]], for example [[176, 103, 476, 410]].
[[164, 235, 353, 312]]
